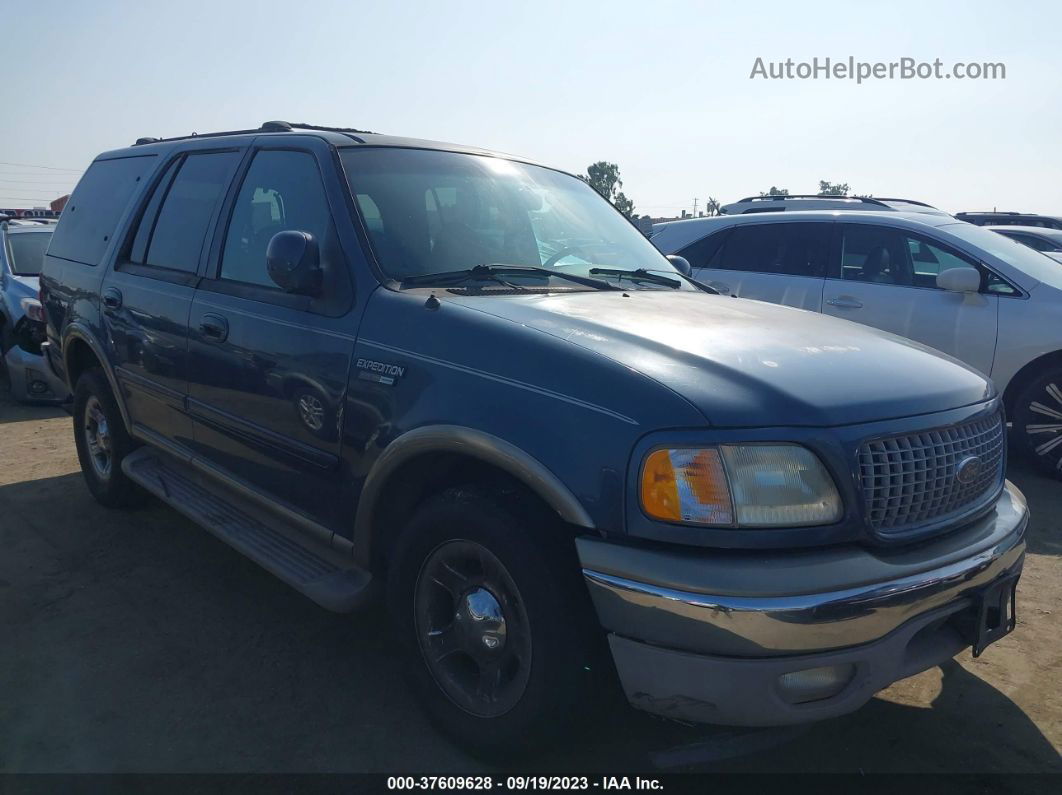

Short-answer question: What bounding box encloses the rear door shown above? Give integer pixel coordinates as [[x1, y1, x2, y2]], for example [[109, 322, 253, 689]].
[[186, 139, 358, 529], [682, 221, 831, 311], [102, 146, 243, 444], [822, 223, 999, 375]]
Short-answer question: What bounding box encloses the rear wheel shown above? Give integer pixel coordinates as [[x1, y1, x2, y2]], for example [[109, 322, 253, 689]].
[[73, 368, 144, 506], [387, 486, 602, 757], [1011, 369, 1062, 478]]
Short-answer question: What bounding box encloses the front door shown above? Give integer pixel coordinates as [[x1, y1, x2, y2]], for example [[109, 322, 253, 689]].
[[103, 148, 243, 446], [684, 221, 831, 311], [186, 142, 358, 529], [822, 223, 999, 376]]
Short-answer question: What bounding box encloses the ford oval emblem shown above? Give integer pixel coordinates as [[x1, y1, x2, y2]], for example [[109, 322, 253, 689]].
[[956, 455, 982, 485]]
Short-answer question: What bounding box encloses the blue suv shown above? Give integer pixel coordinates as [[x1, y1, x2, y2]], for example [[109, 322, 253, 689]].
[[40, 122, 1028, 755]]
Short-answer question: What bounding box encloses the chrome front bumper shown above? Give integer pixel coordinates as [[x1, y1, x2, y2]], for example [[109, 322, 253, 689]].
[[579, 481, 1028, 725]]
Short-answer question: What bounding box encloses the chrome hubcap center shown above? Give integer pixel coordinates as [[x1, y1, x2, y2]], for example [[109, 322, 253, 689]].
[[455, 587, 507, 653]]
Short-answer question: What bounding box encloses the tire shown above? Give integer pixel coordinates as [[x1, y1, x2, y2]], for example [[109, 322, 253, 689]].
[[387, 486, 603, 758], [1011, 369, 1062, 478], [72, 368, 145, 507]]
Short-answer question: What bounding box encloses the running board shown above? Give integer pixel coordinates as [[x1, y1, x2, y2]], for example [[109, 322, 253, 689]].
[[122, 448, 373, 612]]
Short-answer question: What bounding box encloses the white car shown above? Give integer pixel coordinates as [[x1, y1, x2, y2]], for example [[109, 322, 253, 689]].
[[652, 210, 1062, 476]]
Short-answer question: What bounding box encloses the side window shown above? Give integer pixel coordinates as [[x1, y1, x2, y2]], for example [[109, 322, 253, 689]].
[[1008, 233, 1052, 252], [715, 223, 829, 277], [677, 229, 729, 270], [47, 155, 157, 266], [220, 150, 336, 287], [839, 225, 912, 285], [129, 151, 241, 273], [906, 236, 975, 285]]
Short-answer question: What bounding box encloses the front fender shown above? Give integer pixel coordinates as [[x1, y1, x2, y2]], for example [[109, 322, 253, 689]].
[[351, 424, 595, 568]]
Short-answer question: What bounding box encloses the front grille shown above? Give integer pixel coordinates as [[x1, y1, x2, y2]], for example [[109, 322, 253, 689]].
[[858, 412, 1005, 539]]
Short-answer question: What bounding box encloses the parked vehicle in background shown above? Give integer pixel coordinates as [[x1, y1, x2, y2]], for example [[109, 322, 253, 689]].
[[0, 218, 68, 401], [721, 195, 949, 216], [652, 210, 1062, 477], [988, 225, 1062, 263], [957, 211, 1062, 230], [40, 122, 1028, 755]]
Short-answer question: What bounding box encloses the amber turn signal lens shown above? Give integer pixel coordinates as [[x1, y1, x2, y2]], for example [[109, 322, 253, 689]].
[[640, 448, 734, 525]]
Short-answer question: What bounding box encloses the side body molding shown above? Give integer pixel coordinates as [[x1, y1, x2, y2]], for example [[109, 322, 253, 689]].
[[352, 425, 596, 567], [62, 324, 131, 430]]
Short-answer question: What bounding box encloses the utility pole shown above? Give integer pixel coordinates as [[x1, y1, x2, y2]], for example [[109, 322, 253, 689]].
[[692, 198, 699, 217]]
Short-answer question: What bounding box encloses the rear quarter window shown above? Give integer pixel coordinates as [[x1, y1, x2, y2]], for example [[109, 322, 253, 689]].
[[47, 155, 157, 266]]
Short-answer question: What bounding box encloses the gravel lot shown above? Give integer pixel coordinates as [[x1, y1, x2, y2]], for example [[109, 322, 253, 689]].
[[0, 375, 1059, 776]]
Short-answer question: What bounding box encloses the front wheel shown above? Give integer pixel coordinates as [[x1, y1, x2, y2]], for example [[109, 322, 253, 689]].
[[387, 487, 602, 757], [1011, 369, 1062, 478]]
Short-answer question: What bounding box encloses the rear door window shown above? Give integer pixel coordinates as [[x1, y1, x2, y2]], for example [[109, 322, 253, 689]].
[[714, 223, 830, 276], [47, 155, 157, 266], [129, 151, 241, 273], [677, 229, 729, 269]]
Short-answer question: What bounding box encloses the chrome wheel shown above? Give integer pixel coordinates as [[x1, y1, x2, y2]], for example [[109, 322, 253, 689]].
[[414, 540, 532, 718], [296, 392, 325, 432], [1026, 381, 1062, 470], [83, 395, 113, 479]]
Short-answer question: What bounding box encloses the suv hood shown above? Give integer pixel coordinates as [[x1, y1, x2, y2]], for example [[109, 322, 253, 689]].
[[450, 290, 993, 427]]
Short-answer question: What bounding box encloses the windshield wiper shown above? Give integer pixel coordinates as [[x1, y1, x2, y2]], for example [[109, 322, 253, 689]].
[[401, 264, 620, 291], [588, 268, 682, 288]]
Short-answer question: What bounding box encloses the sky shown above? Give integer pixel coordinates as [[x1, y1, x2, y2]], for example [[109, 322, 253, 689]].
[[1, 0, 1059, 216]]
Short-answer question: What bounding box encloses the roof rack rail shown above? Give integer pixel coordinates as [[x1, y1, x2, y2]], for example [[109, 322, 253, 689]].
[[956, 211, 1023, 215], [870, 197, 938, 208], [733, 194, 893, 208], [133, 120, 377, 146]]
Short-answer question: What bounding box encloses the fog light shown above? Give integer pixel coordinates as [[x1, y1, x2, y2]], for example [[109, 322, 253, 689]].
[[777, 663, 856, 704], [29, 380, 50, 395]]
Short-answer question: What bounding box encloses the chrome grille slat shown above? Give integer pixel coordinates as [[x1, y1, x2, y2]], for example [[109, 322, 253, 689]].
[[858, 413, 1005, 539]]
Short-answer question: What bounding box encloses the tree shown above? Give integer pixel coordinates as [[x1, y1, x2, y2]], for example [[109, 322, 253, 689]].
[[705, 197, 721, 216], [760, 186, 789, 196], [583, 162, 622, 201], [613, 191, 635, 217], [818, 180, 850, 196], [581, 161, 635, 217]]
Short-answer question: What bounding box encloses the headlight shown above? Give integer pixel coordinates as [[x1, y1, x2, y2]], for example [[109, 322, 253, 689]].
[[640, 444, 841, 527], [19, 297, 46, 323]]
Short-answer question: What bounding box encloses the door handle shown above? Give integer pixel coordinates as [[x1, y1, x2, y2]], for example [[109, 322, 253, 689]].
[[708, 281, 731, 295], [101, 287, 123, 312], [199, 313, 229, 343], [826, 296, 864, 309]]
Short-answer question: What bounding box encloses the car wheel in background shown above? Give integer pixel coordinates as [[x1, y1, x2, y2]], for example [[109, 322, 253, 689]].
[[387, 486, 603, 758], [1012, 369, 1062, 478], [72, 368, 145, 507]]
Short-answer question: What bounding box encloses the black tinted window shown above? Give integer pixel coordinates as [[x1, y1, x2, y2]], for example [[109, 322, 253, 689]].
[[128, 158, 181, 265], [47, 155, 156, 266], [140, 152, 239, 272], [716, 223, 829, 276], [6, 231, 53, 275], [220, 150, 335, 287], [677, 228, 728, 269]]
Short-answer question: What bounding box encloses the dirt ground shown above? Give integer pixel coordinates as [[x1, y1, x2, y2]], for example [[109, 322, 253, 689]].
[[0, 376, 1059, 777]]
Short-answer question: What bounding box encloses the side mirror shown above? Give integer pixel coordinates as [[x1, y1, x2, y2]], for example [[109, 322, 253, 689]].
[[267, 231, 321, 295], [936, 266, 980, 293], [667, 254, 693, 277]]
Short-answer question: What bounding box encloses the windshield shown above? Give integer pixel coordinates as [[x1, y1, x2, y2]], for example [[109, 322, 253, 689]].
[[340, 148, 688, 290], [942, 223, 1062, 290], [6, 230, 52, 276]]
